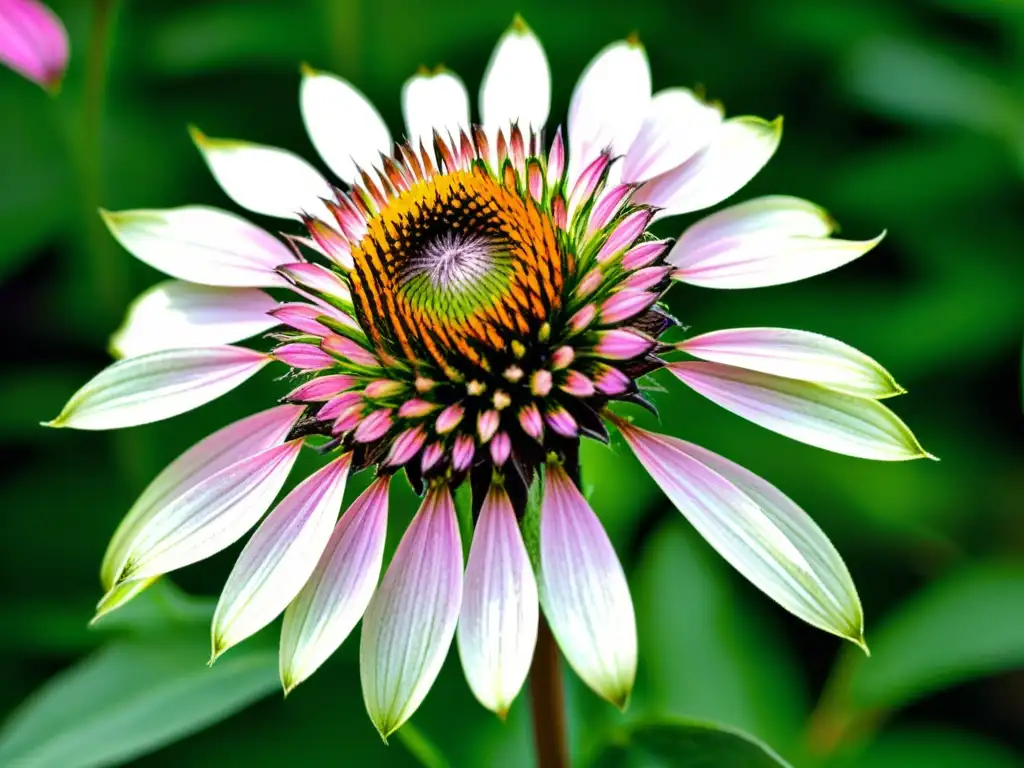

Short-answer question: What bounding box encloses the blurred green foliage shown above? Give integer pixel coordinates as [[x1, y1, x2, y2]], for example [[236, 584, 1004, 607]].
[[0, 0, 1022, 765]]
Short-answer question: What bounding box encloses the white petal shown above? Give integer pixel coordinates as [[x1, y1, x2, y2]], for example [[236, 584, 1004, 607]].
[[98, 404, 303, 592], [360, 487, 463, 738], [45, 346, 271, 431], [671, 231, 885, 289], [190, 127, 334, 220], [101, 206, 296, 287], [669, 361, 932, 461], [480, 17, 551, 136], [212, 454, 352, 658], [568, 39, 651, 183], [280, 477, 390, 693], [110, 281, 278, 358], [636, 116, 782, 217], [621, 88, 723, 183], [613, 417, 865, 645], [117, 440, 303, 582], [539, 463, 636, 707], [457, 486, 538, 716], [300, 66, 392, 184], [680, 327, 905, 399], [401, 69, 470, 148], [676, 195, 835, 255]]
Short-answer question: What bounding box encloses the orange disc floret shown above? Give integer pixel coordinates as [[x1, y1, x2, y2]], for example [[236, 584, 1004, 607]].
[[349, 168, 569, 377]]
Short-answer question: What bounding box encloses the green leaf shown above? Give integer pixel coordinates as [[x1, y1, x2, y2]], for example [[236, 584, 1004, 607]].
[[630, 523, 806, 750], [842, 726, 1021, 768], [394, 722, 452, 768], [593, 719, 793, 768], [846, 563, 1024, 710], [846, 37, 1020, 139], [0, 632, 279, 767]]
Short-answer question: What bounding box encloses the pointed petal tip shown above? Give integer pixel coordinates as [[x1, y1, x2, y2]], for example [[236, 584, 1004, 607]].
[[608, 685, 633, 712], [280, 669, 304, 697], [509, 13, 529, 32], [853, 633, 871, 657], [39, 418, 63, 428], [371, 717, 397, 743], [209, 635, 228, 666], [187, 123, 206, 145]]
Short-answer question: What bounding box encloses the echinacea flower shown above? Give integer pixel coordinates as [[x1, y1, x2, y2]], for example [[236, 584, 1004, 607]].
[[48, 17, 930, 738], [0, 0, 68, 91]]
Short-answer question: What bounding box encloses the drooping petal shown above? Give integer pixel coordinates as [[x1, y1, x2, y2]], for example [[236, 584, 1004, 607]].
[[45, 346, 271, 431], [360, 486, 463, 738], [539, 463, 636, 707], [101, 206, 296, 287], [113, 440, 303, 584], [98, 405, 303, 594], [0, 0, 68, 90], [568, 39, 651, 183], [635, 116, 782, 217], [280, 477, 390, 693], [480, 16, 551, 136], [674, 195, 835, 255], [190, 127, 334, 220], [612, 416, 865, 646], [669, 361, 932, 460], [457, 485, 538, 716], [110, 281, 278, 358], [671, 230, 885, 289], [621, 88, 723, 184], [300, 66, 391, 184], [679, 327, 905, 399], [212, 454, 352, 659], [402, 69, 470, 149]]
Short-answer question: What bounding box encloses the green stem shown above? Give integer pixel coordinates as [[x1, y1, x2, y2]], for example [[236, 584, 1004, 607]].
[[530, 617, 570, 768], [81, 0, 124, 318]]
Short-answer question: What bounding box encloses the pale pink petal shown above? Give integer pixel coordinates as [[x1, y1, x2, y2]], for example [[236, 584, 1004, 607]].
[[112, 439, 303, 583], [635, 116, 782, 217], [621, 88, 723, 183], [110, 281, 278, 358], [280, 478, 391, 692], [360, 487, 463, 738], [539, 464, 636, 707], [669, 361, 932, 461], [211, 454, 352, 657], [101, 206, 296, 287], [568, 39, 651, 185], [612, 416, 864, 645], [674, 195, 835, 256], [680, 327, 904, 399], [480, 17, 550, 137], [0, 0, 68, 89], [457, 485, 538, 716], [671, 231, 885, 289], [98, 405, 303, 594], [402, 69, 470, 149], [45, 346, 271, 431], [300, 66, 391, 184], [190, 128, 334, 220]]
